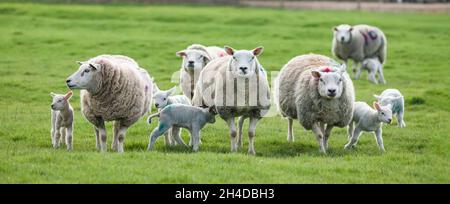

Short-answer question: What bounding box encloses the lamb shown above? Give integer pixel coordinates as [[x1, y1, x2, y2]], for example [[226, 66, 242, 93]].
[[374, 88, 406, 127], [176, 44, 227, 100], [152, 83, 191, 146], [358, 57, 386, 84], [192, 46, 271, 155], [146, 104, 216, 152], [50, 91, 74, 150], [66, 54, 152, 153], [275, 54, 354, 153], [344, 102, 392, 151], [332, 24, 387, 78]]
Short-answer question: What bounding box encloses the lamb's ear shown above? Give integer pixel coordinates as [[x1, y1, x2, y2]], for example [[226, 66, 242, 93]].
[[76, 61, 83, 65], [373, 102, 381, 111], [64, 91, 73, 100], [224, 46, 234, 56], [50, 92, 56, 97], [252, 46, 264, 56], [339, 63, 347, 73], [176, 50, 186, 57], [167, 86, 177, 96], [373, 94, 381, 100], [89, 63, 101, 70], [152, 83, 160, 94], [311, 70, 321, 79]]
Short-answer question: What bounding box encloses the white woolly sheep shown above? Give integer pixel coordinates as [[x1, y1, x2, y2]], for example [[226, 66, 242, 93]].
[[344, 101, 392, 151], [153, 83, 191, 146], [374, 88, 406, 127], [176, 44, 227, 100], [358, 57, 386, 84], [66, 54, 152, 153], [275, 54, 355, 153], [332, 24, 387, 78], [192, 46, 270, 155], [50, 91, 74, 150], [147, 104, 216, 152]]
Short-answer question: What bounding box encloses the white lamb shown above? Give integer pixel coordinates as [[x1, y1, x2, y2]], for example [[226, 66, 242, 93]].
[[152, 83, 191, 146], [374, 88, 406, 127], [66, 54, 152, 153], [50, 91, 74, 150], [192, 46, 270, 155], [332, 24, 387, 78], [359, 57, 386, 84], [147, 104, 216, 152], [176, 44, 227, 100], [275, 54, 355, 153], [344, 101, 393, 151]]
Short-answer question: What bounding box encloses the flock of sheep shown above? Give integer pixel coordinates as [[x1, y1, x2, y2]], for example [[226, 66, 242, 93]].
[[50, 24, 406, 155]]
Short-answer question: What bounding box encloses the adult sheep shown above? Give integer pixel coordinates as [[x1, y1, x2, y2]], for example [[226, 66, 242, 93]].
[[176, 44, 227, 100], [192, 46, 270, 155], [66, 54, 152, 153], [275, 54, 354, 153], [332, 24, 387, 77]]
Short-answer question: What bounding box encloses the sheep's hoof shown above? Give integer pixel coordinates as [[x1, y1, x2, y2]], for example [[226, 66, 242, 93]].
[[248, 149, 256, 156]]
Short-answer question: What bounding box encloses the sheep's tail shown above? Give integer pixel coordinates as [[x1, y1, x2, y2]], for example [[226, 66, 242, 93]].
[[147, 112, 160, 124], [378, 33, 387, 65]]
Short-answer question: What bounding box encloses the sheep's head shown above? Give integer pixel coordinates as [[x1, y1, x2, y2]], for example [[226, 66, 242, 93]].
[[333, 24, 353, 44], [374, 102, 393, 124], [311, 64, 346, 99], [66, 61, 102, 92], [50, 91, 72, 110], [224, 46, 263, 78], [176, 49, 211, 72], [203, 106, 217, 124], [153, 84, 176, 109]]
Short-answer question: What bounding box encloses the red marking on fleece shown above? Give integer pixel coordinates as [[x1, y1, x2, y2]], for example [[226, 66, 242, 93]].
[[218, 51, 227, 57], [321, 67, 333, 72]]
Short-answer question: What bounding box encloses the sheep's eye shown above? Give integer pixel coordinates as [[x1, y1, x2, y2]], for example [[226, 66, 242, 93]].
[[339, 78, 342, 82], [84, 69, 90, 73], [163, 98, 166, 100], [381, 112, 385, 115], [198, 55, 203, 60], [319, 78, 324, 82], [233, 56, 236, 60]]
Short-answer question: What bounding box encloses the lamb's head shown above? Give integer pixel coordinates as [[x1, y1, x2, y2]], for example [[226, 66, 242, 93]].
[[66, 61, 102, 92], [374, 95, 403, 107], [362, 58, 380, 70], [153, 84, 176, 109], [50, 91, 72, 110], [333, 24, 353, 44], [374, 102, 393, 124], [176, 49, 211, 72], [224, 46, 263, 78], [202, 106, 217, 124], [311, 64, 347, 99]]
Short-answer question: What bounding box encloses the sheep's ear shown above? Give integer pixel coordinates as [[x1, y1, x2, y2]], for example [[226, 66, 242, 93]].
[[252, 46, 264, 56], [168, 86, 177, 95], [50, 92, 56, 97], [176, 50, 186, 57], [311, 71, 321, 79], [152, 83, 160, 94], [224, 46, 234, 56], [339, 63, 347, 73], [64, 91, 73, 100], [373, 94, 381, 100], [333, 26, 338, 32], [203, 54, 212, 64], [373, 102, 381, 111], [89, 63, 101, 70], [76, 61, 83, 65], [349, 26, 354, 32]]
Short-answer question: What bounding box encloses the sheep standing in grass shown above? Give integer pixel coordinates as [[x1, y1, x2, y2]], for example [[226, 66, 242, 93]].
[[66, 54, 152, 153], [192, 46, 270, 155], [153, 83, 191, 146], [50, 91, 74, 150], [275, 54, 354, 153], [344, 102, 392, 151], [359, 57, 386, 84], [147, 104, 216, 152], [176, 44, 227, 100], [332, 24, 387, 78], [374, 88, 406, 127]]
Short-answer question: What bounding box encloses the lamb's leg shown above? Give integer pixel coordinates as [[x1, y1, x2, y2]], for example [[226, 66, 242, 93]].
[[116, 125, 129, 153], [352, 61, 359, 77], [398, 111, 406, 128], [323, 125, 333, 150], [374, 128, 385, 152], [237, 116, 246, 148], [347, 122, 354, 141], [171, 126, 187, 147], [60, 127, 66, 147], [94, 127, 100, 150], [112, 121, 120, 151], [378, 65, 386, 84], [311, 123, 325, 153], [51, 127, 56, 147], [53, 127, 61, 148], [247, 117, 259, 156], [367, 70, 378, 84], [191, 128, 200, 152], [287, 118, 294, 142], [165, 129, 173, 146], [147, 123, 171, 151], [344, 126, 362, 149], [354, 62, 362, 80], [226, 117, 237, 152], [66, 126, 73, 151]]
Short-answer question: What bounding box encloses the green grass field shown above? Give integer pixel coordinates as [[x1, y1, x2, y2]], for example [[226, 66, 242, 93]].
[[0, 3, 449, 183]]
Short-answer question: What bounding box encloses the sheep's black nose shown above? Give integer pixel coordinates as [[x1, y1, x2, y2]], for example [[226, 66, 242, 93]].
[[328, 89, 336, 94], [341, 37, 345, 41], [155, 103, 159, 108], [388, 119, 392, 124], [51, 105, 54, 109], [188, 61, 194, 64], [66, 79, 71, 83], [239, 67, 248, 71]]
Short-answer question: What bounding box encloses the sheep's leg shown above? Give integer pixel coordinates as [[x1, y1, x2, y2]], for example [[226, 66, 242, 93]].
[[66, 126, 73, 151], [344, 126, 362, 149], [94, 127, 100, 150], [171, 126, 188, 147], [96, 122, 107, 152], [116, 125, 128, 153], [147, 124, 171, 151], [247, 117, 259, 156], [312, 123, 325, 153], [237, 116, 246, 148], [287, 118, 294, 142], [374, 128, 385, 152], [226, 117, 237, 152], [53, 127, 61, 148], [51, 127, 56, 147], [165, 129, 173, 146], [352, 61, 359, 76], [347, 122, 354, 141], [378, 65, 386, 84], [112, 121, 120, 151], [191, 128, 200, 152], [354, 62, 362, 80], [60, 127, 66, 146], [323, 125, 333, 150], [398, 111, 406, 128], [367, 70, 378, 84]]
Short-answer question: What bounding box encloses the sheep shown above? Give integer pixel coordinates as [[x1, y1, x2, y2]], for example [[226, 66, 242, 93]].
[[344, 101, 393, 151], [176, 44, 227, 100], [50, 91, 74, 150], [358, 57, 386, 84], [152, 83, 191, 146], [332, 24, 387, 78], [66, 54, 152, 153], [192, 46, 271, 155], [374, 88, 406, 127], [146, 104, 216, 152], [275, 54, 354, 153]]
